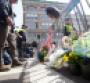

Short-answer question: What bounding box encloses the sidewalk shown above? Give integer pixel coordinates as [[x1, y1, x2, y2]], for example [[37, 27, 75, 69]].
[[24, 59, 66, 83], [24, 58, 90, 83], [0, 66, 23, 83], [0, 59, 28, 83], [0, 58, 90, 83]]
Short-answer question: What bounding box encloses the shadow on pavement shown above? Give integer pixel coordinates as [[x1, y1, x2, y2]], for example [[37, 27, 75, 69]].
[[0, 67, 23, 83], [0, 58, 40, 83], [47, 67, 90, 83], [0, 79, 21, 83], [0, 61, 30, 83], [19, 61, 30, 83]]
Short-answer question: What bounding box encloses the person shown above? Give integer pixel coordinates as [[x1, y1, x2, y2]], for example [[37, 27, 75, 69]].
[[37, 48, 45, 63], [46, 7, 62, 48], [62, 19, 78, 49], [22, 25, 27, 30], [3, 44, 12, 67], [0, 0, 18, 70], [46, 7, 61, 32], [7, 28, 22, 66], [32, 41, 38, 48], [16, 30, 26, 61], [45, 7, 68, 68], [25, 43, 33, 58], [63, 20, 74, 36]]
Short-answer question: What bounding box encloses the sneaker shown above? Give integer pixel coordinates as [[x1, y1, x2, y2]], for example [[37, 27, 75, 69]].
[[12, 59, 23, 67]]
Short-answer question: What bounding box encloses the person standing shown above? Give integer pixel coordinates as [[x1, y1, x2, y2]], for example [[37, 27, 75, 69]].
[[16, 31, 26, 59], [45, 7, 64, 67], [46, 7, 62, 48], [63, 20, 74, 36], [7, 28, 22, 66], [0, 0, 18, 70], [46, 7, 61, 31]]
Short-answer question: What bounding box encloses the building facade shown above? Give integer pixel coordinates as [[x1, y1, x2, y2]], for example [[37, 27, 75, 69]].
[[22, 0, 67, 43]]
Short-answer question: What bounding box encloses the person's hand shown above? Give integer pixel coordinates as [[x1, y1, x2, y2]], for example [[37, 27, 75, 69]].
[[6, 16, 14, 26], [19, 35, 22, 38], [17, 33, 22, 38]]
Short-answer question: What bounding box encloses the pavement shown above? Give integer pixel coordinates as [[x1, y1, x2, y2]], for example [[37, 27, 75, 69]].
[[25, 59, 90, 83], [0, 60, 29, 83], [0, 58, 90, 83], [0, 66, 23, 83]]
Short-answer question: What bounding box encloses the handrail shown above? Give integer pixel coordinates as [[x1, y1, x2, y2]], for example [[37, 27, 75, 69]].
[[79, 1, 88, 31], [61, 0, 80, 17], [74, 7, 81, 32], [86, 0, 90, 8], [76, 5, 86, 32]]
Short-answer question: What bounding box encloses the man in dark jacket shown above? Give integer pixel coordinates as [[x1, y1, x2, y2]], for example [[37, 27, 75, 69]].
[[0, 0, 17, 70], [16, 31, 26, 59]]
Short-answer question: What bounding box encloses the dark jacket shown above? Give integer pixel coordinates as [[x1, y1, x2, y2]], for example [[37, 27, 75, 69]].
[[63, 26, 71, 36], [0, 0, 13, 24], [18, 31, 26, 42], [16, 31, 26, 49]]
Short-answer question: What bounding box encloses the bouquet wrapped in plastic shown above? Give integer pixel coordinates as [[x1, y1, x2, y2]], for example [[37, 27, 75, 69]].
[[72, 32, 90, 58]]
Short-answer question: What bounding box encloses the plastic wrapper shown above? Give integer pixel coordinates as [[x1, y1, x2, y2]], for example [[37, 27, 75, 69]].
[[72, 32, 90, 58]]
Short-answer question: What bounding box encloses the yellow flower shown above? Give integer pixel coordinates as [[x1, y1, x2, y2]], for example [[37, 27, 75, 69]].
[[63, 54, 69, 62]]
